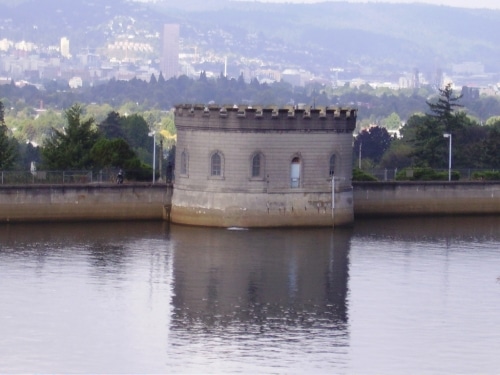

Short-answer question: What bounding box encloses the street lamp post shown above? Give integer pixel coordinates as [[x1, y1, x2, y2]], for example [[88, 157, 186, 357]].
[[443, 133, 452, 181], [148, 131, 156, 184], [358, 141, 362, 169], [331, 175, 335, 221]]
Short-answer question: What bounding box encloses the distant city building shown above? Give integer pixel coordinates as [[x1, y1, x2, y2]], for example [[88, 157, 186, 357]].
[[412, 68, 420, 89], [0, 77, 12, 85], [433, 68, 444, 89], [68, 76, 83, 88], [281, 69, 313, 87], [399, 69, 422, 89], [461, 86, 480, 100], [0, 38, 13, 52], [442, 77, 454, 89], [399, 75, 411, 89], [14, 41, 35, 52], [160, 24, 179, 80], [60, 37, 70, 58], [256, 68, 281, 82]]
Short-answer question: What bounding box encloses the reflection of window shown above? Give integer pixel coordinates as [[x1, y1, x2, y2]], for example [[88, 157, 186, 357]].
[[329, 154, 336, 177], [252, 153, 261, 177], [180, 150, 188, 175], [211, 152, 222, 176]]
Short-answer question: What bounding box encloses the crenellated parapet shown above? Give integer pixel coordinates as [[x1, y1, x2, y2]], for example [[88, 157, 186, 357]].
[[174, 104, 357, 133], [172, 102, 357, 227]]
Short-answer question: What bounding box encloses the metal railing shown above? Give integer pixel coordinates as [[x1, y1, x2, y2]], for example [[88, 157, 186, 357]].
[[362, 168, 499, 181], [2, 168, 497, 185], [0, 170, 120, 185]]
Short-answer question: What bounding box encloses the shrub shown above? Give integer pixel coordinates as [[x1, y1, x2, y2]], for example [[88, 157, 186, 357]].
[[396, 167, 460, 181], [352, 168, 378, 181], [472, 171, 500, 181]]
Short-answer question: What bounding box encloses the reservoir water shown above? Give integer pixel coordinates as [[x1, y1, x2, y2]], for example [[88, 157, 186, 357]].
[[1, 216, 499, 374]]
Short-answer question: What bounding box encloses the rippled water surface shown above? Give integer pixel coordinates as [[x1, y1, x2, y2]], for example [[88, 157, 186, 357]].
[[1, 217, 499, 374]]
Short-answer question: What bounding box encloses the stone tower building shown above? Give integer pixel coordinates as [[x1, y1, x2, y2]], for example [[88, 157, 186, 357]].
[[171, 104, 357, 227]]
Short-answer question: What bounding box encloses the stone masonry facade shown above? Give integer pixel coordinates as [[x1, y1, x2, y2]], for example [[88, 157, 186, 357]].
[[170, 104, 357, 227]]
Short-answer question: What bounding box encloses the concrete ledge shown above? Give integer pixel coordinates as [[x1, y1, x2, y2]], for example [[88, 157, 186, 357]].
[[353, 181, 500, 217], [0, 183, 173, 223], [170, 188, 354, 227], [3, 181, 499, 224]]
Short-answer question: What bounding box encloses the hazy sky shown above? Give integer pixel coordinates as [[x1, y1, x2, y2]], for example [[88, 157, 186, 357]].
[[260, 0, 500, 9]]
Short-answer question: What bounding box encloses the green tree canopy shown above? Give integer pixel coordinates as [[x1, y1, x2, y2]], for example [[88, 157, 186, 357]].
[[399, 85, 467, 168], [0, 101, 18, 170], [481, 123, 500, 168], [353, 125, 393, 166], [99, 111, 126, 140], [426, 83, 463, 133], [90, 138, 141, 170], [41, 104, 100, 170], [485, 116, 500, 127], [379, 141, 413, 169], [120, 113, 152, 164], [382, 112, 402, 130]]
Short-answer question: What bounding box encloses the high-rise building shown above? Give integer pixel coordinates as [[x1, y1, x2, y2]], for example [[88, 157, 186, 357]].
[[161, 24, 179, 80], [60, 37, 70, 58]]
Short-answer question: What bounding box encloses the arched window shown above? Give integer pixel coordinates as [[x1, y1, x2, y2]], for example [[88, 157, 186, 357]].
[[290, 156, 301, 188], [180, 150, 188, 175], [252, 153, 261, 177], [329, 154, 336, 177], [211, 152, 222, 176], [252, 152, 267, 178]]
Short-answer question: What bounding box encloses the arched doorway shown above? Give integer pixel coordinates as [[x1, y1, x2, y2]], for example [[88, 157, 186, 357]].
[[290, 157, 301, 188]]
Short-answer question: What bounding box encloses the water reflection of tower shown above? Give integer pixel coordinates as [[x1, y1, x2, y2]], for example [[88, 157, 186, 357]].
[[161, 24, 179, 80], [170, 226, 351, 333]]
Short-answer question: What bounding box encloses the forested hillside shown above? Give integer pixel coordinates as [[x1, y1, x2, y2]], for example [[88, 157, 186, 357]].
[[1, 0, 500, 75]]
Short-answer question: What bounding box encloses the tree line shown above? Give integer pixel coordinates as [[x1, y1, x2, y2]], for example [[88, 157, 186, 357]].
[[3, 72, 500, 126], [353, 84, 500, 180], [2, 75, 500, 179], [0, 101, 173, 181]]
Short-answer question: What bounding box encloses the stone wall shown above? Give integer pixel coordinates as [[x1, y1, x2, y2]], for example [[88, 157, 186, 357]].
[[171, 104, 357, 227], [353, 181, 500, 217], [175, 104, 357, 132], [175, 131, 354, 192], [2, 182, 500, 225], [0, 184, 172, 223], [171, 188, 353, 228]]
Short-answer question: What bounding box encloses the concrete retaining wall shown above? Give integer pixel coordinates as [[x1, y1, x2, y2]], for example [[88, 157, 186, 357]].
[[0, 184, 172, 223], [171, 187, 353, 227], [2, 182, 499, 224], [353, 181, 500, 217]]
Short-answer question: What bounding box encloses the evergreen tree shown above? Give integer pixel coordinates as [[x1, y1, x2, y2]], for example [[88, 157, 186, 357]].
[[482, 124, 500, 168], [401, 84, 465, 168], [99, 111, 126, 140], [426, 83, 463, 133], [41, 104, 100, 170], [90, 138, 140, 169], [18, 142, 41, 170], [0, 101, 18, 170], [0, 101, 4, 125], [354, 125, 392, 166], [157, 72, 166, 85]]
